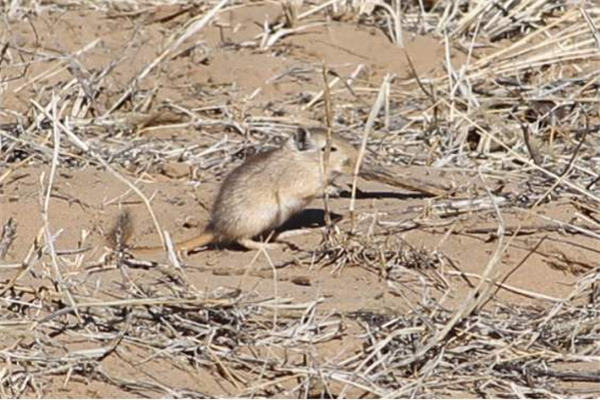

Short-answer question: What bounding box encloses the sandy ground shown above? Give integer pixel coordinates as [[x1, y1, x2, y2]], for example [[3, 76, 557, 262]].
[[1, 1, 599, 398]]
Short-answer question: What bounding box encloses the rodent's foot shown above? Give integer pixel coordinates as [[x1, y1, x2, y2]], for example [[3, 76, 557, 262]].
[[325, 184, 346, 198], [238, 238, 285, 251]]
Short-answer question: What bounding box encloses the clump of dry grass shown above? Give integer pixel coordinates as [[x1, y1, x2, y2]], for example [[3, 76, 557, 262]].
[[1, 0, 600, 398]]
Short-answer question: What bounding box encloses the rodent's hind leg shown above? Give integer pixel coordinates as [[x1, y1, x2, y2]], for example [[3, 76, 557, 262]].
[[237, 238, 286, 251], [273, 226, 332, 251], [275, 227, 320, 240]]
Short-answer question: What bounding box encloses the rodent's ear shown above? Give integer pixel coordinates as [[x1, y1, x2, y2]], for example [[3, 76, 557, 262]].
[[291, 127, 313, 151]]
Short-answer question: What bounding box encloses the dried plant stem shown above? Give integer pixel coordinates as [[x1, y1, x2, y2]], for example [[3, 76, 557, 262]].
[[40, 94, 83, 323], [350, 74, 394, 232], [304, 64, 365, 109], [321, 65, 333, 227]]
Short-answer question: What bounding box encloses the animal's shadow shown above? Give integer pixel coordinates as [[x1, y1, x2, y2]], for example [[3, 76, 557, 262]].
[[337, 188, 431, 200], [195, 209, 338, 252], [276, 188, 427, 232], [276, 208, 342, 232], [204, 189, 423, 252]]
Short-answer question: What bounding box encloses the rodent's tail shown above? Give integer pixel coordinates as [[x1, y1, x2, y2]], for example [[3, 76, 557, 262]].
[[107, 210, 214, 255], [132, 231, 215, 255], [172, 232, 215, 253]]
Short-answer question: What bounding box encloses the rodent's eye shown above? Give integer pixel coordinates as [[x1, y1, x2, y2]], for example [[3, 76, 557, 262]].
[[322, 147, 338, 152]]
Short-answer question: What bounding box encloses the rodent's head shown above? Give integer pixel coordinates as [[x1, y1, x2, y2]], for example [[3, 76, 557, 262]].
[[288, 126, 359, 176]]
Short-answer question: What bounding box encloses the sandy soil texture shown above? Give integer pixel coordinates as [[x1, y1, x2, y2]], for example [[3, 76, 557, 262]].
[[1, 1, 600, 398]]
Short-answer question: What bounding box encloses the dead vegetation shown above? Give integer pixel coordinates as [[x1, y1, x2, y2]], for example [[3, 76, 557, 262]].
[[1, 0, 600, 398]]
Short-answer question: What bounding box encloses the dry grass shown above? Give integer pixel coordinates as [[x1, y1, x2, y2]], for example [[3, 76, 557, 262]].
[[1, 0, 600, 397]]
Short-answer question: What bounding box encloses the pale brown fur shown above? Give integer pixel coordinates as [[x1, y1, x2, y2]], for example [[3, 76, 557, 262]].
[[116, 126, 358, 255]]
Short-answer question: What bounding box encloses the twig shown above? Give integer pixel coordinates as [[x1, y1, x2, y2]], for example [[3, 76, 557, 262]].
[[0, 218, 17, 260], [350, 74, 394, 232]]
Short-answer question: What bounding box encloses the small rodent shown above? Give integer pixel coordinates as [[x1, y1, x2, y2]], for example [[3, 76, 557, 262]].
[[112, 126, 358, 254]]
